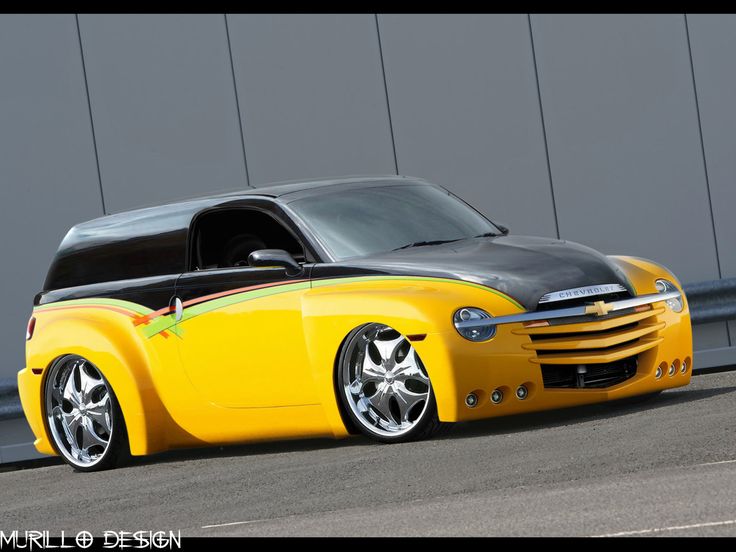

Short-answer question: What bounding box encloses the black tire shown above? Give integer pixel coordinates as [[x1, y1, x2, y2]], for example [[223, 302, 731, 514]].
[[336, 324, 452, 444], [44, 355, 131, 472]]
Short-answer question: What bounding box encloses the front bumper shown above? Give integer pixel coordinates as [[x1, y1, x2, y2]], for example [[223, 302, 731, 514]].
[[426, 292, 693, 423]]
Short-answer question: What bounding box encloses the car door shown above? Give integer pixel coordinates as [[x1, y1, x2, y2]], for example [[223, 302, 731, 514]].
[[173, 203, 318, 408]]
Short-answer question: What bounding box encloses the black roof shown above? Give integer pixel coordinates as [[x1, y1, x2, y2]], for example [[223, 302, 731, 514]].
[[43, 175, 430, 291], [74, 175, 426, 234], [217, 174, 423, 199]]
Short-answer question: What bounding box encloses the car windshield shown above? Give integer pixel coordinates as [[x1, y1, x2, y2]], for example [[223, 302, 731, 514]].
[[288, 184, 500, 261]]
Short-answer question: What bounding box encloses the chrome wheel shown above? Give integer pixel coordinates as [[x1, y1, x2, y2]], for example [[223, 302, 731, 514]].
[[341, 324, 431, 438], [45, 356, 113, 468]]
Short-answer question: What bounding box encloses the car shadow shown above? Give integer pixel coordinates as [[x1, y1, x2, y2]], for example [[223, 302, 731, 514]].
[[0, 456, 63, 473], [129, 433, 375, 468], [7, 383, 735, 472], [442, 385, 736, 439], [132, 385, 736, 468]]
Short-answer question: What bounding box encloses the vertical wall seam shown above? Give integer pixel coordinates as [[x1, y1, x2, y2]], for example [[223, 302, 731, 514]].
[[684, 15, 723, 279], [375, 14, 399, 175], [683, 14, 730, 346], [75, 14, 107, 215], [527, 14, 560, 239], [224, 14, 252, 188]]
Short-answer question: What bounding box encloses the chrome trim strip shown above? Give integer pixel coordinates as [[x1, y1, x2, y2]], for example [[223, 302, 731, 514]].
[[454, 290, 681, 329], [538, 283, 627, 304]]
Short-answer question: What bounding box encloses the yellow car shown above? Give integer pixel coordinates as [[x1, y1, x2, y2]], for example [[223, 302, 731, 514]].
[[18, 176, 692, 471]]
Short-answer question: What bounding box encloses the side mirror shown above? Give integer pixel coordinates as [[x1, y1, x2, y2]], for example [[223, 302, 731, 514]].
[[248, 249, 302, 277], [494, 222, 510, 235]]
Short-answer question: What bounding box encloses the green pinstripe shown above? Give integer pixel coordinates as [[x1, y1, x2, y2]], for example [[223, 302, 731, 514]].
[[34, 275, 523, 340], [141, 281, 311, 338], [34, 297, 153, 315]]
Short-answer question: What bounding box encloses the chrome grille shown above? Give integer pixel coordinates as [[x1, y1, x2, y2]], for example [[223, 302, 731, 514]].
[[512, 304, 666, 388]]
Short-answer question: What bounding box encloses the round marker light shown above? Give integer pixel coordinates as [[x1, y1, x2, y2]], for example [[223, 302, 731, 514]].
[[669, 361, 678, 377], [655, 279, 684, 312], [453, 307, 496, 342], [490, 389, 503, 404], [465, 393, 478, 408], [516, 385, 528, 400], [682, 358, 689, 374], [655, 366, 663, 379]]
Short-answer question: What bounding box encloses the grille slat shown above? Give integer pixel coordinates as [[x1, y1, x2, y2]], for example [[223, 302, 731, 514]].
[[513, 306, 665, 335], [528, 337, 662, 365], [520, 299, 666, 389], [522, 321, 665, 351]]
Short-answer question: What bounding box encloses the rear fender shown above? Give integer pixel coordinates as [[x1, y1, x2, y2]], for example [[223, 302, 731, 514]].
[[23, 310, 171, 456]]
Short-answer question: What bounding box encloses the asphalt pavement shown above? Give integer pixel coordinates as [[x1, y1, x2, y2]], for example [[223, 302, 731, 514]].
[[2, 370, 736, 537]]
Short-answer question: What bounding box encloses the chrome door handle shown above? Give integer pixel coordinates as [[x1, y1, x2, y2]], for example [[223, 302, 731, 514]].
[[174, 297, 183, 322]]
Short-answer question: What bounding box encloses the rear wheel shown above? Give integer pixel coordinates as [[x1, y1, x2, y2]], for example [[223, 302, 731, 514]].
[[337, 323, 448, 443], [45, 355, 130, 471]]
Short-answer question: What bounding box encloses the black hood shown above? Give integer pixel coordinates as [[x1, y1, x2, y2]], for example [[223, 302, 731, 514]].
[[314, 235, 634, 310]]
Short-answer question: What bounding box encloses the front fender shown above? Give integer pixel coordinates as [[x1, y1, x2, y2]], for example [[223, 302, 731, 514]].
[[300, 277, 525, 433], [608, 255, 686, 298]]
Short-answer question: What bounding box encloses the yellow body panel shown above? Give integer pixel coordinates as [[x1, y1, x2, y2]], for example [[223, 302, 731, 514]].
[[176, 292, 317, 408], [18, 256, 692, 458]]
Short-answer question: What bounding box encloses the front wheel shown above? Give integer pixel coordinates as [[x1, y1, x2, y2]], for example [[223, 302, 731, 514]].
[[45, 355, 130, 471], [337, 323, 449, 443]]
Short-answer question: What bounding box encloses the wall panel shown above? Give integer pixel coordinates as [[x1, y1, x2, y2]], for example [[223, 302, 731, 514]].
[[78, 14, 247, 212], [531, 14, 728, 349], [378, 14, 557, 236], [687, 14, 736, 345], [0, 15, 103, 378], [0, 13, 733, 391], [227, 14, 396, 185]]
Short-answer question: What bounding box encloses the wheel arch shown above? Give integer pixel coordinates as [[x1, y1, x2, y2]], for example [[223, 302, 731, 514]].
[[26, 311, 173, 456], [331, 325, 362, 435], [301, 279, 521, 431]]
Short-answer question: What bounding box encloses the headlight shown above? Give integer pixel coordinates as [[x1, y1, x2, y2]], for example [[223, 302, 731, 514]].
[[453, 307, 496, 341], [655, 279, 684, 312]]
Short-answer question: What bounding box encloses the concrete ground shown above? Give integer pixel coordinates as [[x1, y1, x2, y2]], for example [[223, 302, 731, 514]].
[[2, 370, 736, 536]]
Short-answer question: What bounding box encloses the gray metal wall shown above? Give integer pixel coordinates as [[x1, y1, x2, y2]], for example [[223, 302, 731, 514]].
[[1, 15, 734, 458]]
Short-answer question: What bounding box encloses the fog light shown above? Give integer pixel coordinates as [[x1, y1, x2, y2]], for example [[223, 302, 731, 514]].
[[491, 389, 503, 404], [669, 361, 678, 377], [655, 366, 663, 379], [465, 393, 478, 408], [516, 385, 528, 400], [682, 358, 689, 374]]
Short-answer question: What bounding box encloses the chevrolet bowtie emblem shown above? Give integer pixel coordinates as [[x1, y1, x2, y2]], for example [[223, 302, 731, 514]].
[[585, 300, 613, 317]]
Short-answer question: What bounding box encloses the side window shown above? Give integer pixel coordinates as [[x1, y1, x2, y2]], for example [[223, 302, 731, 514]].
[[190, 209, 306, 271]]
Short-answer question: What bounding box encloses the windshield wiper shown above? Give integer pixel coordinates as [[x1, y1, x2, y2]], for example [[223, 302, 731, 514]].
[[473, 232, 501, 238], [392, 238, 461, 251]]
